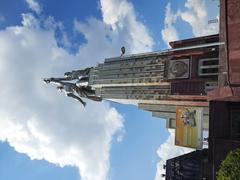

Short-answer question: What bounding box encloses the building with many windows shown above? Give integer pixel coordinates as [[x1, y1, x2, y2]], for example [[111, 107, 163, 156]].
[[165, 149, 208, 180], [88, 34, 221, 146]]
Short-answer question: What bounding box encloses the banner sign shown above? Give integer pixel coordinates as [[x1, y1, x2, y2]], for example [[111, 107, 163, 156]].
[[175, 107, 203, 149]]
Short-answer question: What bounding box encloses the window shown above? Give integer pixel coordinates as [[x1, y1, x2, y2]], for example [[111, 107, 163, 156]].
[[231, 109, 240, 138], [198, 58, 219, 76]]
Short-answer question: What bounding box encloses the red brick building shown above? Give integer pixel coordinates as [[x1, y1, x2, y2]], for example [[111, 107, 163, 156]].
[[207, 0, 240, 179]]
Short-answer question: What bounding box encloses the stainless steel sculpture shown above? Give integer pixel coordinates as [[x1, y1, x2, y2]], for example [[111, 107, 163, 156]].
[[44, 67, 92, 83], [43, 67, 101, 107]]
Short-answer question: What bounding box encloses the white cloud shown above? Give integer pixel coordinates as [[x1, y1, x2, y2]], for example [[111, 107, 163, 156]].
[[26, 0, 41, 14], [99, 0, 154, 54], [71, 0, 154, 66], [161, 0, 219, 47], [0, 0, 154, 179], [179, 0, 219, 36], [21, 13, 40, 28], [155, 129, 193, 180], [43, 16, 72, 50], [0, 13, 124, 180], [161, 3, 179, 47]]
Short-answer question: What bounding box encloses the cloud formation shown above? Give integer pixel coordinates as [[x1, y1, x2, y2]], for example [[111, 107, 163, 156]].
[[100, 0, 154, 53], [161, 0, 219, 47], [26, 0, 42, 14], [155, 130, 193, 180], [179, 0, 219, 36], [0, 0, 154, 179], [161, 3, 179, 47], [0, 13, 123, 180]]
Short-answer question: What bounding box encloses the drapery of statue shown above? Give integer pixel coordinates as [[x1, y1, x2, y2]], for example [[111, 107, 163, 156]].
[[43, 67, 102, 107]]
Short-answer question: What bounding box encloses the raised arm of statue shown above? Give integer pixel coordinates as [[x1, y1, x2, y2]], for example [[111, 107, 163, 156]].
[[67, 93, 86, 107], [43, 77, 71, 84], [43, 74, 101, 106]]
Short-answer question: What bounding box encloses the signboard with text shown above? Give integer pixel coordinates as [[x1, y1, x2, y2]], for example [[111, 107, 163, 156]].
[[175, 107, 203, 149]]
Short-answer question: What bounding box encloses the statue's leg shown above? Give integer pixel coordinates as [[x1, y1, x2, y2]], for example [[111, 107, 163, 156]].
[[83, 86, 95, 94], [67, 93, 86, 106]]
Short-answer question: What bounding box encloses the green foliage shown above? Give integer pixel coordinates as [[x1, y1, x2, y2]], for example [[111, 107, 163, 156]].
[[217, 148, 240, 180]]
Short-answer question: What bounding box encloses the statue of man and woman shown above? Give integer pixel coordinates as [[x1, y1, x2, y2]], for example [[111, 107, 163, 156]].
[[43, 67, 102, 107]]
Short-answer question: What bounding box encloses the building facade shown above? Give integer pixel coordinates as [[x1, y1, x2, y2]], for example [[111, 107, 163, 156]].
[[207, 0, 240, 178], [87, 0, 240, 177], [88, 34, 220, 134], [165, 149, 208, 180]]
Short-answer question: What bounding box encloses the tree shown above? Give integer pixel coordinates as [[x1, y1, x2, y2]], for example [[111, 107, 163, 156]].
[[217, 148, 240, 180]]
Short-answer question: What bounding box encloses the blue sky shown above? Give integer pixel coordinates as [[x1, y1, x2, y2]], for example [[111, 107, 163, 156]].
[[0, 0, 219, 180]]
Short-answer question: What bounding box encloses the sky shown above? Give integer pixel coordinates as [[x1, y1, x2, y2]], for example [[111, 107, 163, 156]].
[[0, 0, 219, 180]]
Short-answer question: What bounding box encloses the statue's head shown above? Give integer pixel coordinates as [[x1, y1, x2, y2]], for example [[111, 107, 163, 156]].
[[57, 86, 64, 92], [43, 78, 50, 84], [64, 72, 72, 78]]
